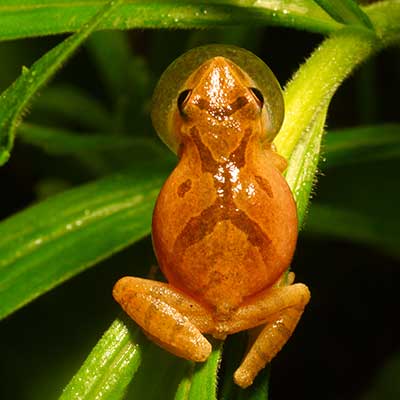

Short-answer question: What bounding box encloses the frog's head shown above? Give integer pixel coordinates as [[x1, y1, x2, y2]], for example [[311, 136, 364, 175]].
[[151, 45, 284, 154], [177, 56, 264, 124]]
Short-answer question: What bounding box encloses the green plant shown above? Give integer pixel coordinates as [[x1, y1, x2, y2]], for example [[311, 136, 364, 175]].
[[0, 1, 399, 399]]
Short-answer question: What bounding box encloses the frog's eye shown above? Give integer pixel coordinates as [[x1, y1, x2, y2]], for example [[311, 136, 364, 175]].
[[177, 89, 192, 115], [249, 87, 264, 108]]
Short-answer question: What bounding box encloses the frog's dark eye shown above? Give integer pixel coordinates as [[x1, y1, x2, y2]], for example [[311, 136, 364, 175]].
[[177, 89, 192, 115], [249, 87, 264, 108]]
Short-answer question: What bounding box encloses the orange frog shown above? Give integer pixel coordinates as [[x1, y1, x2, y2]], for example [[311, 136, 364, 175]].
[[113, 45, 310, 388]]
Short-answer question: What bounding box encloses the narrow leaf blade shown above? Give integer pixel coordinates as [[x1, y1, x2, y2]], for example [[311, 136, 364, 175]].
[[60, 318, 142, 400], [313, 0, 374, 29], [0, 0, 123, 165], [0, 168, 166, 320], [0, 0, 342, 42], [175, 340, 223, 400]]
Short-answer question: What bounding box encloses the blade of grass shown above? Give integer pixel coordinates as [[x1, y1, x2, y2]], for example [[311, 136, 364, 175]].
[[60, 318, 143, 400], [0, 167, 167, 320], [0, 0, 343, 42], [174, 339, 223, 400], [126, 341, 192, 400], [313, 0, 374, 29], [0, 0, 123, 166]]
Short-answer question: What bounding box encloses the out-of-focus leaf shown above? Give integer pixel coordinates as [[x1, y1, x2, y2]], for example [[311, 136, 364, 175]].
[[86, 31, 134, 103], [0, 0, 123, 166], [17, 122, 174, 175], [0, 167, 167, 320], [313, 0, 374, 29], [0, 0, 343, 43], [18, 122, 165, 157], [60, 318, 142, 400], [323, 124, 400, 168], [360, 352, 400, 400], [32, 85, 113, 132], [86, 30, 152, 134], [305, 203, 400, 259]]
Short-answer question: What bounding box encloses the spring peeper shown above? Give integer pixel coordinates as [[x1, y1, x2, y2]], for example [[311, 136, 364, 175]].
[[113, 45, 310, 388]]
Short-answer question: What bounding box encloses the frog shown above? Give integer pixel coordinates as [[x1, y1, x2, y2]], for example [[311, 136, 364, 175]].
[[113, 45, 310, 388]]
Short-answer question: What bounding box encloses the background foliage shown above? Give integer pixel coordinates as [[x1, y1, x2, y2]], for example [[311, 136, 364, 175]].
[[0, 1, 399, 399]]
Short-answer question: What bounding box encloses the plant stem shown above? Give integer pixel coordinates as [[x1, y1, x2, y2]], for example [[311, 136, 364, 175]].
[[275, 0, 400, 160]]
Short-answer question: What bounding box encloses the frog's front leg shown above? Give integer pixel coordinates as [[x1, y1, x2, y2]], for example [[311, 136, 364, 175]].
[[264, 142, 288, 172], [218, 283, 310, 388], [113, 277, 215, 361]]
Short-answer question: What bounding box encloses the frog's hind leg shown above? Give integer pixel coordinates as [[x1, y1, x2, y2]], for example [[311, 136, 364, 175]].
[[218, 283, 310, 388], [113, 276, 215, 362]]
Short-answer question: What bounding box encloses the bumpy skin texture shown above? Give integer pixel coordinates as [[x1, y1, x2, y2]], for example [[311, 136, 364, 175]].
[[113, 55, 310, 388]]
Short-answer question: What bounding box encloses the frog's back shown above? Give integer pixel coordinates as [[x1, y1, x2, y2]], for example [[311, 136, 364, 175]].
[[151, 55, 297, 315], [152, 138, 297, 314]]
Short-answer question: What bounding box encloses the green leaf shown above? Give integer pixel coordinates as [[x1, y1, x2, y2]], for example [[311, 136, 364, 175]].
[[17, 122, 174, 175], [86, 30, 152, 134], [313, 0, 374, 29], [174, 339, 222, 400], [127, 342, 192, 400], [0, 0, 343, 43], [360, 352, 400, 400], [0, 0, 123, 166], [305, 202, 400, 259], [323, 124, 400, 168], [31, 85, 113, 132], [0, 167, 167, 320], [60, 318, 143, 400], [18, 122, 166, 157], [86, 30, 135, 102]]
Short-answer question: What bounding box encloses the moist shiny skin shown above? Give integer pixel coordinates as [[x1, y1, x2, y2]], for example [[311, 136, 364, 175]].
[[152, 57, 297, 317]]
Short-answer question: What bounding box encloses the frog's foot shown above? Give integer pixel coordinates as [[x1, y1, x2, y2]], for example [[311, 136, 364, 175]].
[[113, 276, 214, 362], [218, 283, 310, 388]]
